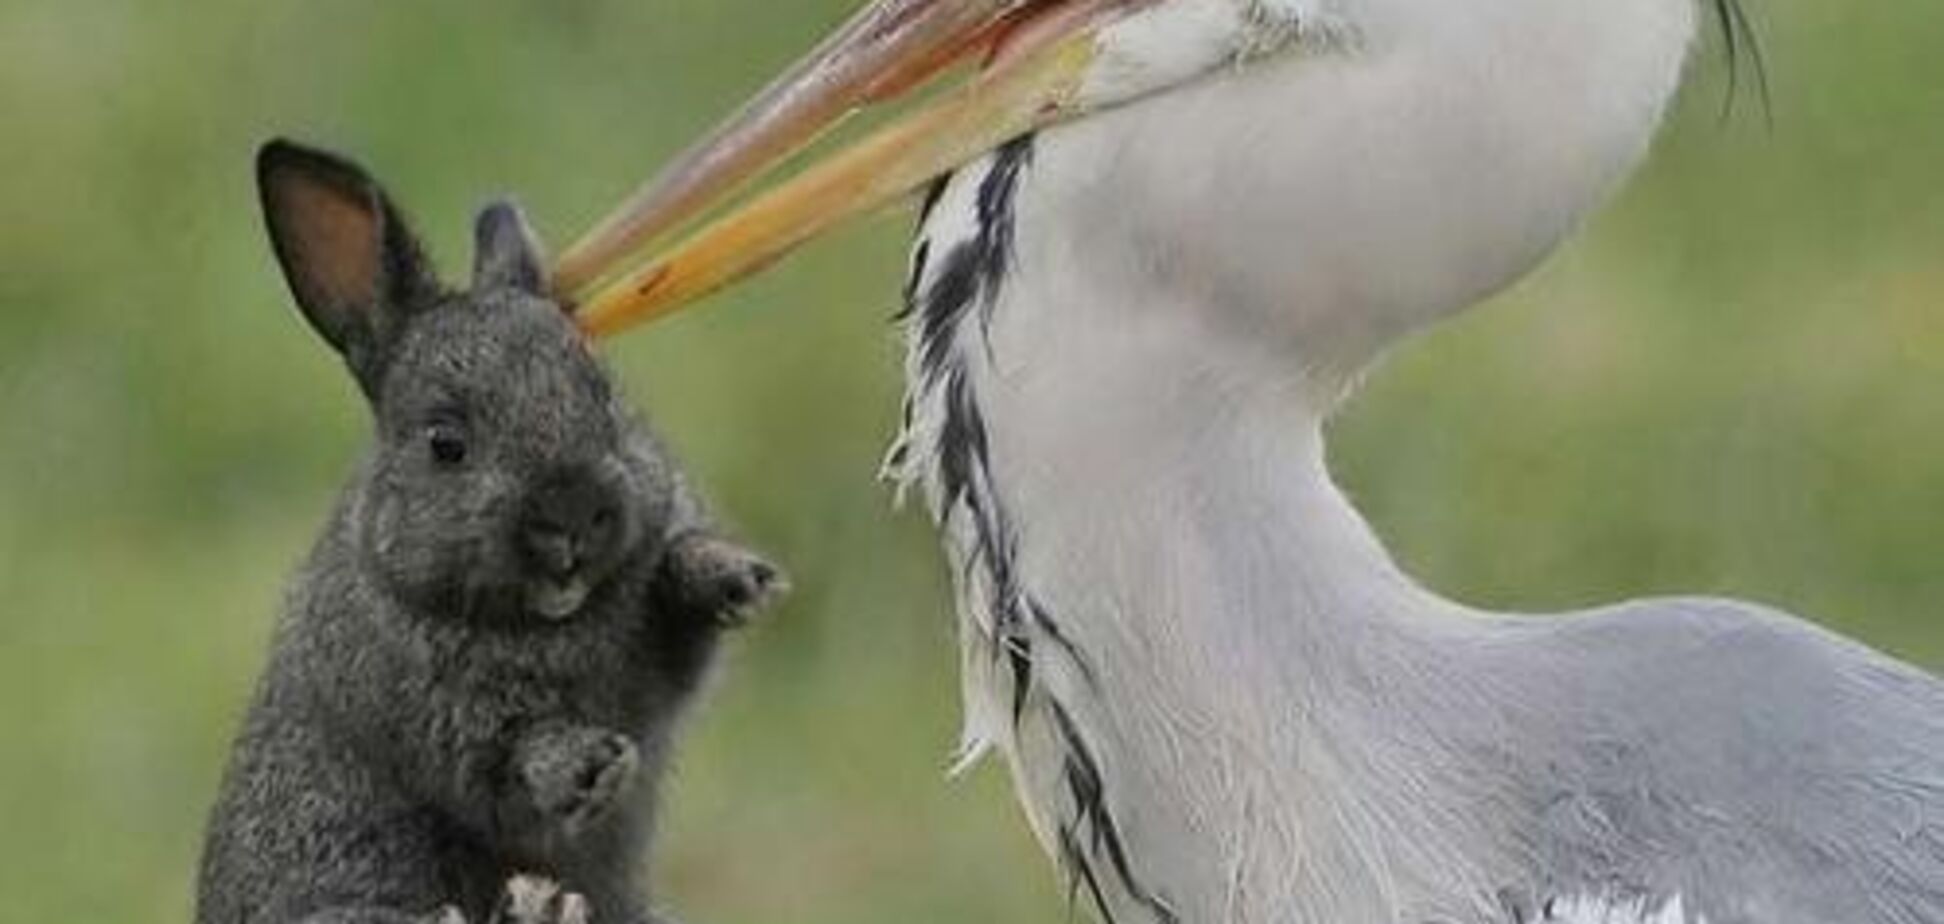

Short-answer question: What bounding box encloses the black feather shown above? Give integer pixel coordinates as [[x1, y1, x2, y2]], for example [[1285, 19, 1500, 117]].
[[1712, 0, 1772, 127], [899, 135, 1160, 921]]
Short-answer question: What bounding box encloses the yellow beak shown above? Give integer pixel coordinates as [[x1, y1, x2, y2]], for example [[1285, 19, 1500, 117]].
[[556, 0, 1139, 337]]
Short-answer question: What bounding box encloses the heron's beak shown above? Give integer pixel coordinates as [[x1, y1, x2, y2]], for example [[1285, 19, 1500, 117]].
[[557, 0, 1138, 336]]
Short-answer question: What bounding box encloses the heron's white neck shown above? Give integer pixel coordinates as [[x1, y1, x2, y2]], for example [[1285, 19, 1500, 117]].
[[987, 301, 1431, 641], [894, 1, 1703, 915], [975, 245, 1456, 705], [923, 265, 1495, 920]]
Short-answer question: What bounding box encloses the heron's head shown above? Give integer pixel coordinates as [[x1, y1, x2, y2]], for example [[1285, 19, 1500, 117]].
[[558, 0, 1733, 355]]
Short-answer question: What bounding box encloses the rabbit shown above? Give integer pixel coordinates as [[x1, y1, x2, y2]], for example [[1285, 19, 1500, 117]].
[[194, 139, 783, 924]]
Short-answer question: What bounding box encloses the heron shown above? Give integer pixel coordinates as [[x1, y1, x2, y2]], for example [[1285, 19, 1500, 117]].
[[548, 0, 1944, 921]]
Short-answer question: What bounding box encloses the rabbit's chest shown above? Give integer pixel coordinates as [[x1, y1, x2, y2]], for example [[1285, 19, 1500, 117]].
[[429, 609, 654, 721]]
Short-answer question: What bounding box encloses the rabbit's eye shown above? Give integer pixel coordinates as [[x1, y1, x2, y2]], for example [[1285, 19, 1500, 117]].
[[426, 422, 469, 467]]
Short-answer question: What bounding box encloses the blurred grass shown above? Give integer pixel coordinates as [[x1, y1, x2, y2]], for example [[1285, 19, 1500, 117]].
[[0, 0, 1937, 920]]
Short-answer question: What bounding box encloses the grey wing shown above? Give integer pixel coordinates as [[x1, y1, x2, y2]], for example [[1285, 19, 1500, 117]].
[[1510, 598, 1944, 924]]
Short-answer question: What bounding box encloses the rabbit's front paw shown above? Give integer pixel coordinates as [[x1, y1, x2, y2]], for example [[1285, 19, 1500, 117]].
[[515, 725, 640, 837], [662, 533, 787, 627], [490, 876, 589, 924], [422, 907, 470, 924]]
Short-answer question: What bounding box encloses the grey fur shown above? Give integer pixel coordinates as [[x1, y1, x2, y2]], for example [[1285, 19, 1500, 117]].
[[196, 140, 782, 924]]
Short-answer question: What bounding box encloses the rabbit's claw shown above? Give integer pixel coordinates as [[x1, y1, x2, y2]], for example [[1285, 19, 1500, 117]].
[[518, 726, 640, 837], [664, 533, 787, 627], [490, 876, 590, 924]]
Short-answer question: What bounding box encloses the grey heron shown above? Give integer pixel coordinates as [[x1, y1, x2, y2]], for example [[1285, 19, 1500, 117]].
[[552, 0, 1944, 921]]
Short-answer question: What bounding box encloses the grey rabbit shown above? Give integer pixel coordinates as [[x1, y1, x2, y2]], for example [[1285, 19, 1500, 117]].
[[195, 140, 784, 924]]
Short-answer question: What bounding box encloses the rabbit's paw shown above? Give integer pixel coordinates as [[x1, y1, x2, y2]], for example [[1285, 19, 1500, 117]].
[[516, 725, 640, 837], [490, 876, 589, 924], [663, 533, 787, 627]]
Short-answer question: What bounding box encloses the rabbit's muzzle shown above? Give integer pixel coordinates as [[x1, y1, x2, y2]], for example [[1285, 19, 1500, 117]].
[[517, 461, 633, 621]]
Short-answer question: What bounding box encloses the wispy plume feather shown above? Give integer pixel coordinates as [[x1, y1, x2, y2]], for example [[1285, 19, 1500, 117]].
[[1711, 0, 1772, 127]]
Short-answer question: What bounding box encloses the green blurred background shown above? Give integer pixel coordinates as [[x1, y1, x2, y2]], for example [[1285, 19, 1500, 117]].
[[1, 0, 1939, 920]]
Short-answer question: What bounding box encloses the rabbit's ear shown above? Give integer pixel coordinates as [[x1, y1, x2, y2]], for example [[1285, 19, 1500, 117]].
[[473, 200, 549, 298], [257, 139, 438, 388]]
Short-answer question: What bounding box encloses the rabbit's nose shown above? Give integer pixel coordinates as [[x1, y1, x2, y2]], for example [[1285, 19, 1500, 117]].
[[525, 528, 582, 577], [521, 470, 626, 577]]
